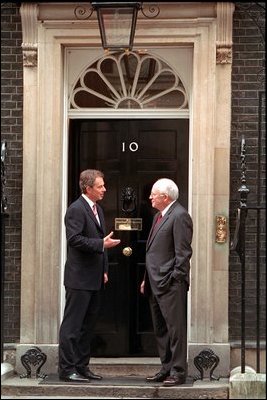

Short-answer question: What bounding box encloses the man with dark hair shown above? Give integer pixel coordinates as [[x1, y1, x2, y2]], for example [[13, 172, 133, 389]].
[[58, 169, 120, 382]]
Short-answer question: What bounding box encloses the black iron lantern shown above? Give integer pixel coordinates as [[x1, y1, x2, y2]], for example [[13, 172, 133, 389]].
[[92, 2, 142, 51]]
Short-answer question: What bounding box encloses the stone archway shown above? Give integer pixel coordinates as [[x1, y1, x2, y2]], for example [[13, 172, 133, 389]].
[[17, 2, 234, 376]]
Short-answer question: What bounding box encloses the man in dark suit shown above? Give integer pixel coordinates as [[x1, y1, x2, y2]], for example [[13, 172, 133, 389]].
[[140, 178, 193, 386], [58, 169, 120, 382]]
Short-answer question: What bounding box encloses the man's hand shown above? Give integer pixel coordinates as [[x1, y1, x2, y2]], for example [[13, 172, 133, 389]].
[[104, 272, 108, 284], [103, 231, 121, 249], [140, 280, 145, 294]]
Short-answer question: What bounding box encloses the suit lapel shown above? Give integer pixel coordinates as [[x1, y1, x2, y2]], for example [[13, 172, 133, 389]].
[[80, 196, 104, 232], [146, 213, 168, 249], [95, 203, 105, 231], [146, 201, 178, 250]]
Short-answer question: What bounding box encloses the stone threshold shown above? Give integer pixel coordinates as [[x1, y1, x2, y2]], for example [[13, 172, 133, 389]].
[[2, 374, 229, 399]]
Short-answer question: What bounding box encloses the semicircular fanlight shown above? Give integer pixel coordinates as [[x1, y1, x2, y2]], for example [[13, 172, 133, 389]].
[[69, 51, 188, 110]]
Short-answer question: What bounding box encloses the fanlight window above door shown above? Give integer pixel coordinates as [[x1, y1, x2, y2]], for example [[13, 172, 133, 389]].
[[69, 51, 188, 109]]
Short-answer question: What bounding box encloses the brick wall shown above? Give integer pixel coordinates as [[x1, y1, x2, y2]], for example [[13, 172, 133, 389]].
[[1, 3, 23, 342], [229, 2, 266, 341]]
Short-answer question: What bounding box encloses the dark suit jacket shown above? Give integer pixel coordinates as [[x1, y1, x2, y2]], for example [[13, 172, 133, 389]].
[[144, 200, 193, 296], [64, 196, 108, 291]]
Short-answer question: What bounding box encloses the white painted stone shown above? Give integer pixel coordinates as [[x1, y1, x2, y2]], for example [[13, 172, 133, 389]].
[[230, 370, 266, 399], [1, 362, 14, 382]]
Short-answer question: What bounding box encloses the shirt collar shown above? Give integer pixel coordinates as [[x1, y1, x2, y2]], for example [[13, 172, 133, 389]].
[[82, 193, 95, 209], [161, 200, 176, 216]]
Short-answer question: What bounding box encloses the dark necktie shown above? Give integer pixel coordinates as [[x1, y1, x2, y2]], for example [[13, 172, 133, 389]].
[[149, 212, 162, 237], [151, 213, 162, 233], [155, 213, 162, 225]]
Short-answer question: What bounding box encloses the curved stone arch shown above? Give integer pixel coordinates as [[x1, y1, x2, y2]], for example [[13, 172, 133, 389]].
[[69, 50, 189, 110]]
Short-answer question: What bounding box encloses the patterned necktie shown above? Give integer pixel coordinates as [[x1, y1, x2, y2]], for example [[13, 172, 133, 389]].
[[92, 204, 100, 225]]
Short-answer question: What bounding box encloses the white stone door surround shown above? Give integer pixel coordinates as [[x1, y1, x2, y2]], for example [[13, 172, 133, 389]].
[[18, 2, 234, 376]]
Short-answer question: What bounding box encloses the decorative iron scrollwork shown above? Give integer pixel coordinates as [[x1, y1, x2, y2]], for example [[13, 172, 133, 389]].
[[1, 140, 7, 213], [20, 346, 47, 379], [230, 136, 250, 263], [230, 208, 241, 252], [193, 348, 220, 381], [238, 136, 250, 208], [121, 187, 136, 213]]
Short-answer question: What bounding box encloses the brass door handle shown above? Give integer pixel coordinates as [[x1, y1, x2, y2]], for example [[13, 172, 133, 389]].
[[122, 247, 132, 257]]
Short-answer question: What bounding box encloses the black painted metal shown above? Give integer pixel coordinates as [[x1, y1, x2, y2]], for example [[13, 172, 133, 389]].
[[193, 348, 220, 381], [231, 135, 265, 373], [231, 137, 249, 373], [1, 213, 9, 363], [121, 187, 137, 213], [1, 140, 8, 363], [20, 347, 48, 379], [232, 3, 265, 372], [245, 206, 265, 373], [1, 141, 7, 213], [255, 90, 265, 373]]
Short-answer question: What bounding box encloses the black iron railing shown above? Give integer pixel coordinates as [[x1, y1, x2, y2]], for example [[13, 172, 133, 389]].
[[231, 136, 265, 373], [1, 140, 8, 363]]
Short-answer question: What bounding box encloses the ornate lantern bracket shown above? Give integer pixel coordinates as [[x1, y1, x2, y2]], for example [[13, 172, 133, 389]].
[[74, 2, 160, 51]]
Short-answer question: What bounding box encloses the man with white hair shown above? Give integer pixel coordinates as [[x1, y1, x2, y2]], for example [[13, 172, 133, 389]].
[[140, 178, 193, 386]]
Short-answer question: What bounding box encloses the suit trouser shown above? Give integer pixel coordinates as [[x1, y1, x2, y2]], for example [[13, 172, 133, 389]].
[[58, 287, 102, 376], [149, 280, 188, 378]]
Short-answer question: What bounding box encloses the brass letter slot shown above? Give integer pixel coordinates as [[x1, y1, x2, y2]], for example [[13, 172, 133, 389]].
[[115, 218, 142, 231]]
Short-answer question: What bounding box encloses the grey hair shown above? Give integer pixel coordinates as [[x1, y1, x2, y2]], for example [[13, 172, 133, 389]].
[[153, 178, 179, 201]]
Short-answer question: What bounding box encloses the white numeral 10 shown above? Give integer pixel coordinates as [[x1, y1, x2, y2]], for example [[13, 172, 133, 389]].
[[122, 142, 139, 152]]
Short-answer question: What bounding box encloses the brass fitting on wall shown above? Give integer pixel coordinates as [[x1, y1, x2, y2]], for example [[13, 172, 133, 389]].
[[215, 215, 227, 243]]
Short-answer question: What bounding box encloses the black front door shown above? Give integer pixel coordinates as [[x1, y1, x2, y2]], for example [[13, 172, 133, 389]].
[[68, 118, 189, 356]]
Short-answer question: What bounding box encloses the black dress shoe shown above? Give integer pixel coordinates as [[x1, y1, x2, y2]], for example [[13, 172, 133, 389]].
[[146, 371, 169, 382], [163, 375, 186, 386], [59, 372, 90, 382], [78, 369, 103, 380]]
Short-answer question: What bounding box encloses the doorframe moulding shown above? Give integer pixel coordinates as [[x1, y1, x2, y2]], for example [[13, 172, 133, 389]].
[[21, 2, 234, 66], [20, 3, 38, 67], [18, 2, 235, 378], [216, 2, 234, 64]]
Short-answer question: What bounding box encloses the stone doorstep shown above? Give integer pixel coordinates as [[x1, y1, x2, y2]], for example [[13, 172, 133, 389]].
[[1, 375, 230, 399], [2, 353, 230, 398], [89, 359, 160, 376], [14, 344, 231, 377]]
